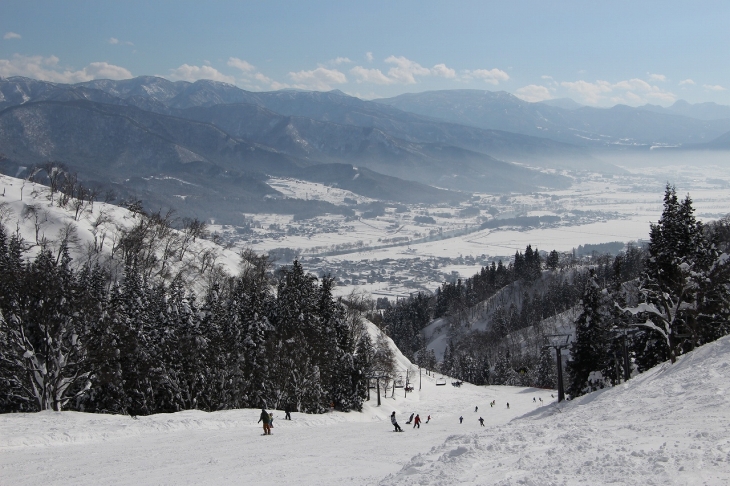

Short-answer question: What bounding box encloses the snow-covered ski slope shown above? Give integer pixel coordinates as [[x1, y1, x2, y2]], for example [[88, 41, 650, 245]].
[[2, 324, 730, 485]]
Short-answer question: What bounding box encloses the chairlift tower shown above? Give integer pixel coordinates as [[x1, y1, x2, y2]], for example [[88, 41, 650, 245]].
[[544, 334, 571, 403]]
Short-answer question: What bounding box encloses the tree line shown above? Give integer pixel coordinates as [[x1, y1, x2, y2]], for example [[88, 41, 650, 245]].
[[0, 218, 391, 414], [377, 185, 730, 397]]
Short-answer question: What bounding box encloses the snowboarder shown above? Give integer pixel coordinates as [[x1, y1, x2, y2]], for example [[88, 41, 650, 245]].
[[533, 397, 536, 403], [406, 412, 414, 424], [391, 411, 403, 432], [258, 408, 271, 435], [478, 417, 484, 426], [426, 415, 431, 423], [459, 416, 463, 424], [474, 406, 478, 412], [285, 404, 292, 420], [413, 414, 421, 428], [506, 402, 510, 409], [539, 397, 543, 404]]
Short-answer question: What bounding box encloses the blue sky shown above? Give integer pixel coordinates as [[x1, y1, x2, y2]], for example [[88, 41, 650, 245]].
[[1, 0, 728, 106]]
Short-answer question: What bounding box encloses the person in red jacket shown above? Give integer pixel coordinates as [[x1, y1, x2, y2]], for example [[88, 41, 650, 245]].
[[413, 414, 421, 428]]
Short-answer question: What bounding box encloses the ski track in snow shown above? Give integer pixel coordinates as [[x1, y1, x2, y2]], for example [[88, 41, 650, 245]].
[[3, 333, 730, 484]]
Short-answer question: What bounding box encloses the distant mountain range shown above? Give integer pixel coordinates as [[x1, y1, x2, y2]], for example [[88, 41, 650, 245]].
[[1, 76, 728, 225], [376, 90, 730, 148]]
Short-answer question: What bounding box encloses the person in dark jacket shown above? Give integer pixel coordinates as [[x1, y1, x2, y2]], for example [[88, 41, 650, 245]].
[[258, 408, 271, 435], [478, 417, 485, 426], [390, 411, 403, 432], [406, 412, 414, 424], [285, 404, 292, 420], [413, 414, 421, 428]]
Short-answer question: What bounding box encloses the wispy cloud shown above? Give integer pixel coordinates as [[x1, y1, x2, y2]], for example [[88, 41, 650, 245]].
[[167, 64, 235, 84], [679, 79, 695, 86], [514, 84, 553, 102], [462, 68, 510, 85], [703, 84, 726, 92], [329, 57, 352, 65], [365, 52, 373, 62], [108, 37, 119, 45], [350, 66, 394, 85], [0, 54, 132, 82], [648, 73, 666, 82], [432, 63, 456, 79], [4, 32, 21, 40], [561, 78, 675, 105], [383, 56, 431, 84], [227, 57, 256, 73], [350, 56, 461, 85], [287, 67, 347, 90]]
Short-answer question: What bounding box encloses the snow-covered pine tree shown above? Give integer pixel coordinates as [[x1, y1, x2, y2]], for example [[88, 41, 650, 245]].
[[624, 185, 707, 367], [534, 346, 557, 389], [567, 268, 612, 398]]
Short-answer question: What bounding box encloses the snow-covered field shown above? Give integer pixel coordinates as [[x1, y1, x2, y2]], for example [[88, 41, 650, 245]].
[[3, 326, 730, 485]]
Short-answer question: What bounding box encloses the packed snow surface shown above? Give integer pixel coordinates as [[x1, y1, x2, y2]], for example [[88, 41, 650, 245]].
[[3, 328, 730, 485]]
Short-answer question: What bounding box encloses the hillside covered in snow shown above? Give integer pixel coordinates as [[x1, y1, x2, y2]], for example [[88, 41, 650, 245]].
[[2, 324, 730, 485]]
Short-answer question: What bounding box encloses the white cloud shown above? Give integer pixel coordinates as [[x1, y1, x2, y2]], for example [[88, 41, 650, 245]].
[[3, 32, 21, 40], [167, 64, 235, 84], [463, 68, 510, 85], [351, 57, 457, 85], [0, 54, 132, 82], [703, 84, 726, 92], [432, 63, 456, 79], [287, 67, 347, 90], [679, 79, 695, 86], [648, 73, 666, 82], [383, 56, 430, 84], [227, 57, 256, 73], [541, 75, 553, 80], [329, 57, 352, 65], [83, 62, 134, 80], [365, 52, 374, 62], [561, 78, 676, 105], [514, 85, 553, 103], [350, 66, 394, 85], [108, 37, 119, 45], [560, 80, 614, 105]]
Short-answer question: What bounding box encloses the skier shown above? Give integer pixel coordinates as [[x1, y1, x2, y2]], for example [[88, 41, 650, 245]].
[[478, 417, 484, 426], [474, 406, 478, 412], [426, 415, 431, 423], [406, 412, 414, 424], [533, 397, 536, 403], [258, 408, 271, 435], [390, 411, 403, 432], [507, 402, 510, 409], [269, 412, 274, 430], [459, 416, 463, 424], [413, 414, 421, 429], [285, 404, 292, 420], [539, 397, 543, 404]]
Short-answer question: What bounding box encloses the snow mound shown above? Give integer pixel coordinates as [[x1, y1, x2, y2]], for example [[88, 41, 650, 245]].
[[382, 334, 730, 485]]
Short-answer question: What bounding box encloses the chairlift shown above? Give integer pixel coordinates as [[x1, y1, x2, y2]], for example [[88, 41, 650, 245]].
[[436, 377, 446, 386]]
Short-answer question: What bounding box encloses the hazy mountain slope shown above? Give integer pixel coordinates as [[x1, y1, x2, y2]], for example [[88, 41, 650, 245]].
[[0, 100, 470, 220], [0, 78, 575, 193], [179, 102, 570, 192], [640, 99, 730, 121], [0, 77, 601, 172], [377, 89, 730, 147]]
